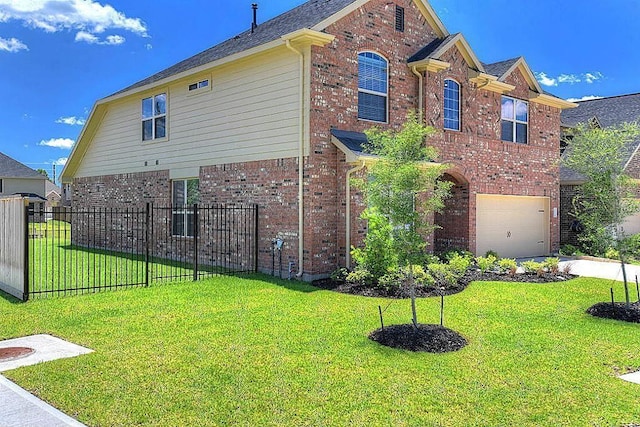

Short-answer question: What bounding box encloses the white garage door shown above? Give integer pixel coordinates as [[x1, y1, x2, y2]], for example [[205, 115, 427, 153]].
[[476, 195, 550, 258], [622, 211, 640, 236]]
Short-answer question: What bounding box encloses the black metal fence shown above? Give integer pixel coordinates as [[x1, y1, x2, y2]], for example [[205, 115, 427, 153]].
[[25, 203, 258, 299]]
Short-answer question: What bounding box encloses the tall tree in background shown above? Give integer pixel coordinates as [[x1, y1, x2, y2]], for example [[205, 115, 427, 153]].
[[357, 112, 451, 327], [562, 122, 640, 307], [36, 168, 49, 180]]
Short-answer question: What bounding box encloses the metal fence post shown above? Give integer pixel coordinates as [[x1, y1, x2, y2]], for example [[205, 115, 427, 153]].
[[145, 203, 150, 287], [193, 203, 199, 282], [254, 205, 259, 273]]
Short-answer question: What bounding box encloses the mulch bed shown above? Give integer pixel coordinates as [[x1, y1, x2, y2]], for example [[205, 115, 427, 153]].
[[586, 301, 640, 323], [369, 323, 467, 353], [312, 269, 575, 299]]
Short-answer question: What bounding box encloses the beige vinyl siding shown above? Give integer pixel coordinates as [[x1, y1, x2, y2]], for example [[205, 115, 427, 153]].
[[75, 47, 301, 178]]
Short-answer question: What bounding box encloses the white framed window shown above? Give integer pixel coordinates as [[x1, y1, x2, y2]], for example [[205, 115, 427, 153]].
[[501, 96, 528, 144], [142, 93, 167, 141], [358, 51, 388, 123], [172, 179, 200, 237], [444, 79, 460, 131], [189, 79, 210, 92]]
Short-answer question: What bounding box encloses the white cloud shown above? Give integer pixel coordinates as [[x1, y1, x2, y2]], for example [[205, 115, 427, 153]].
[[39, 138, 75, 149], [0, 36, 28, 52], [0, 0, 147, 46], [53, 157, 68, 166], [558, 74, 581, 84], [145, 43, 152, 50], [56, 116, 86, 126], [584, 72, 604, 84], [534, 72, 557, 87], [566, 95, 603, 102]]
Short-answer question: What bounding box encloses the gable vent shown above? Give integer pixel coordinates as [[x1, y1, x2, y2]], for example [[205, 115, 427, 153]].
[[395, 5, 405, 32]]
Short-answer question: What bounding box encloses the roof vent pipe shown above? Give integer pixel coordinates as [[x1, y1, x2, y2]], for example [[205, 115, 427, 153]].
[[251, 3, 258, 33]]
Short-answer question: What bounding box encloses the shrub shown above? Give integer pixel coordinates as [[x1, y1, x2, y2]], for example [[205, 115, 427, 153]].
[[484, 250, 499, 259], [497, 258, 518, 275], [543, 257, 560, 274], [476, 255, 497, 274], [350, 209, 398, 280], [604, 247, 620, 260], [330, 267, 349, 283], [378, 265, 435, 291], [428, 262, 460, 289], [521, 260, 545, 276], [448, 253, 471, 275], [440, 248, 474, 263], [345, 268, 375, 287], [559, 244, 579, 256]]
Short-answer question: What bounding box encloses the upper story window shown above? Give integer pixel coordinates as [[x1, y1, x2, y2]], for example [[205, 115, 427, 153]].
[[172, 179, 200, 237], [358, 52, 388, 123], [142, 93, 167, 141], [501, 96, 528, 144], [443, 79, 460, 131], [189, 79, 210, 92], [0, 179, 3, 193]]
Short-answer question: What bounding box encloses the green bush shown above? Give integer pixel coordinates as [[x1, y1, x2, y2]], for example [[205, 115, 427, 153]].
[[559, 244, 579, 256], [440, 248, 474, 263], [521, 260, 544, 275], [497, 258, 518, 275], [476, 255, 498, 274], [379, 265, 435, 291], [604, 247, 620, 260], [448, 253, 471, 275], [543, 257, 560, 274], [484, 250, 499, 259], [330, 267, 349, 283], [428, 262, 460, 289], [345, 268, 375, 287], [350, 209, 398, 279]]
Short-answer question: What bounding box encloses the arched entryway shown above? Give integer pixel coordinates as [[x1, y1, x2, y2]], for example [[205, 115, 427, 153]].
[[434, 173, 470, 254]]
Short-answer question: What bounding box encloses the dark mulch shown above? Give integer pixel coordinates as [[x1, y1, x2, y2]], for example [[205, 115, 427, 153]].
[[587, 301, 640, 323], [369, 323, 467, 353], [313, 270, 575, 299]]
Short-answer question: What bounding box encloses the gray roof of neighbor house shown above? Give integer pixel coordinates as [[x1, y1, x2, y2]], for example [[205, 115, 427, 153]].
[[560, 93, 640, 184], [45, 180, 61, 196], [0, 152, 46, 180], [115, 0, 359, 95]]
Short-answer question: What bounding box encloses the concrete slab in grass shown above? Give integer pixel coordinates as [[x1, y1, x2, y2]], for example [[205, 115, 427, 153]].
[[620, 371, 640, 385], [0, 334, 93, 372]]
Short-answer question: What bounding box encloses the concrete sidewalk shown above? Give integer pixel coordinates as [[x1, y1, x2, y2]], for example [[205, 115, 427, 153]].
[[0, 375, 86, 427], [560, 258, 640, 282]]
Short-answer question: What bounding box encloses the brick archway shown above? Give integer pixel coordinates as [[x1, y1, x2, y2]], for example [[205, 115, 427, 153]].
[[434, 173, 470, 254]]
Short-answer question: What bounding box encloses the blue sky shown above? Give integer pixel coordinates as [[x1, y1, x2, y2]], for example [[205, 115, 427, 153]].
[[0, 0, 638, 183]]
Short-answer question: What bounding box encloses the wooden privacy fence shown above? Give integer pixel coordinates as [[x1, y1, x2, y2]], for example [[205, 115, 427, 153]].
[[0, 202, 258, 301], [0, 196, 28, 300]]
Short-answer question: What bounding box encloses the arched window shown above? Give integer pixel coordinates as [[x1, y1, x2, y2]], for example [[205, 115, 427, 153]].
[[358, 52, 388, 123], [443, 79, 460, 131]]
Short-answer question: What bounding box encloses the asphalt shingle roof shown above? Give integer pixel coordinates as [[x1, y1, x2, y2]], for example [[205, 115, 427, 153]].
[[331, 129, 369, 156], [407, 34, 458, 63], [560, 93, 640, 183], [0, 152, 46, 180], [481, 58, 519, 79], [114, 0, 359, 96]]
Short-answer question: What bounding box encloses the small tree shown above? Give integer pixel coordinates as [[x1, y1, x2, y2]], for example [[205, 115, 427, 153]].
[[355, 112, 452, 327], [36, 168, 49, 180], [562, 121, 640, 307]]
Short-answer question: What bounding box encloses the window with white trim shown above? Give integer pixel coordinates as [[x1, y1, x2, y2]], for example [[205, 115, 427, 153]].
[[443, 79, 460, 131], [188, 79, 210, 92], [142, 93, 167, 141], [172, 179, 199, 237], [358, 52, 388, 123], [501, 96, 528, 144]]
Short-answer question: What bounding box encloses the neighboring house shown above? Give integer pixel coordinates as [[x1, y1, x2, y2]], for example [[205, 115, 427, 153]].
[[61, 0, 575, 280], [45, 180, 62, 209], [0, 152, 47, 212], [560, 93, 640, 246]]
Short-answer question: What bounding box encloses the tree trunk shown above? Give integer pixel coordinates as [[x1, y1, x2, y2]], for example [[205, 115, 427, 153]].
[[409, 263, 418, 329]]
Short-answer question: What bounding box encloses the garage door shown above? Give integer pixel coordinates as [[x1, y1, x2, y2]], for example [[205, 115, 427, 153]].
[[622, 211, 640, 236], [476, 195, 550, 258]]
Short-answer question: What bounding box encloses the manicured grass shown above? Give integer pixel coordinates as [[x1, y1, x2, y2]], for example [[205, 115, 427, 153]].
[[1, 276, 640, 426]]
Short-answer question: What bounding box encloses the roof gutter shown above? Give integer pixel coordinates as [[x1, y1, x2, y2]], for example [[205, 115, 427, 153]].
[[411, 66, 423, 119], [285, 39, 306, 279]]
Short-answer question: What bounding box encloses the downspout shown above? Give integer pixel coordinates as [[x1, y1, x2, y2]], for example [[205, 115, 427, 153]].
[[285, 40, 306, 279], [411, 66, 424, 118], [346, 161, 366, 269]]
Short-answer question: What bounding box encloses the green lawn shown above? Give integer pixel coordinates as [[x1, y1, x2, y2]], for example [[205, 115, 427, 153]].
[[1, 275, 639, 426]]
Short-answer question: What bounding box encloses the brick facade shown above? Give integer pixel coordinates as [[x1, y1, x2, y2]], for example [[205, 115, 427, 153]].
[[72, 0, 565, 279]]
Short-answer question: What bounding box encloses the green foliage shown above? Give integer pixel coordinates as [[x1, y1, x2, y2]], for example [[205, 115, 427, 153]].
[[484, 250, 499, 259], [559, 244, 579, 256], [345, 268, 375, 287], [521, 260, 544, 275], [427, 262, 459, 289], [605, 247, 620, 260], [497, 258, 518, 275], [562, 122, 640, 255], [476, 255, 498, 274], [440, 248, 474, 262], [378, 265, 435, 291], [350, 208, 398, 279], [543, 257, 560, 274], [330, 267, 349, 283], [448, 253, 471, 275]]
